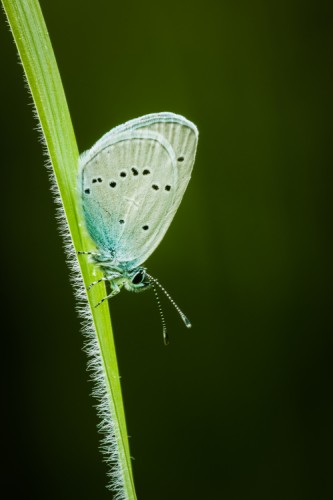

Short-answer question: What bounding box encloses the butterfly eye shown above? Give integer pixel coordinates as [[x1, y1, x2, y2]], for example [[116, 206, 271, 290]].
[[132, 270, 144, 285]]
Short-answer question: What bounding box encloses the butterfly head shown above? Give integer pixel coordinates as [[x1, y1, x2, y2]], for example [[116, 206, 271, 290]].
[[124, 267, 151, 292]]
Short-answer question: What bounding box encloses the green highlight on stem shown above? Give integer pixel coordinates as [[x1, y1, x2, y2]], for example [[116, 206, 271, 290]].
[[2, 1, 136, 498]]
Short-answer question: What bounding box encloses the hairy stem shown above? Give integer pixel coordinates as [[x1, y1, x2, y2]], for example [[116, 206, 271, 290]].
[[2, 1, 136, 497]]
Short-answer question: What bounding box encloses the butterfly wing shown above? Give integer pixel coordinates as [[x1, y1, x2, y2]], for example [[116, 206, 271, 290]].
[[79, 113, 198, 268]]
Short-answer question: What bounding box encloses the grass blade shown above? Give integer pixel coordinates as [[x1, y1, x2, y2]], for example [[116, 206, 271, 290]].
[[2, 1, 136, 497]]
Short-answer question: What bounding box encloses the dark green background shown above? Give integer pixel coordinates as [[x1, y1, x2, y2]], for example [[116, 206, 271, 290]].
[[1, 1, 332, 498]]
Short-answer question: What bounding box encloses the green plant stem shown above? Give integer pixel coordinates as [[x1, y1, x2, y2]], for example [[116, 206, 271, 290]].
[[2, 1, 136, 497]]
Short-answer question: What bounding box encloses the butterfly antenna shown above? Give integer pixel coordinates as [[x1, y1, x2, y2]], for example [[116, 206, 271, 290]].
[[146, 273, 192, 329], [151, 281, 169, 345]]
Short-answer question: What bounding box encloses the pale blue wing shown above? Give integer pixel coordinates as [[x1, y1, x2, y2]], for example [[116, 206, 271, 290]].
[[79, 113, 198, 268]]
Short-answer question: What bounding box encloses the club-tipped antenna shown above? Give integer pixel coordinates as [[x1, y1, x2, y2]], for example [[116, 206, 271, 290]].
[[151, 281, 169, 345], [146, 272, 192, 329]]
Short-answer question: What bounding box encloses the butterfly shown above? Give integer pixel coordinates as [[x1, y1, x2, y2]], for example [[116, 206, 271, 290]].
[[78, 112, 198, 344]]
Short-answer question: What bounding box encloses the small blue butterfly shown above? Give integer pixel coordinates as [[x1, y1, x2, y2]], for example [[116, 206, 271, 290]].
[[78, 112, 198, 344]]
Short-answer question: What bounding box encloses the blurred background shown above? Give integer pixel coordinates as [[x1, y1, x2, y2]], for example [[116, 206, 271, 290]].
[[1, 0, 332, 498]]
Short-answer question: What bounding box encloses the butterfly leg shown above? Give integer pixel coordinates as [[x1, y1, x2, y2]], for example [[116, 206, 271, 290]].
[[87, 272, 121, 291], [94, 283, 122, 308], [87, 277, 109, 291], [78, 251, 102, 256]]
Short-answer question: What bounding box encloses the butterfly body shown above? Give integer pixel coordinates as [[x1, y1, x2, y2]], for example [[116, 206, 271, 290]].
[[92, 253, 150, 294], [78, 112, 198, 333]]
